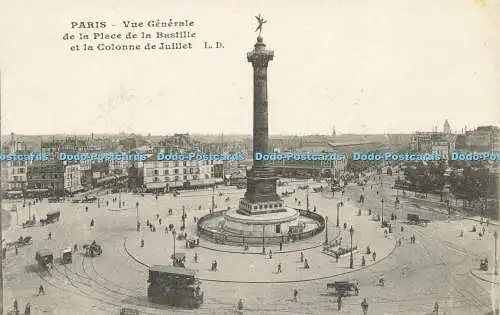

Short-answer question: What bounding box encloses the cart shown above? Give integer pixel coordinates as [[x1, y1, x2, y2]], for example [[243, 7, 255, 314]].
[[61, 247, 72, 264], [171, 253, 186, 267], [407, 213, 430, 226], [326, 281, 359, 296], [36, 249, 54, 269], [186, 238, 199, 248]]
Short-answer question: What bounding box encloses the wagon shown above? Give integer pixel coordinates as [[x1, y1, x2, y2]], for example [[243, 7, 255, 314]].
[[406, 213, 430, 226], [36, 249, 54, 268], [61, 247, 72, 264], [186, 238, 199, 248], [326, 281, 359, 296]]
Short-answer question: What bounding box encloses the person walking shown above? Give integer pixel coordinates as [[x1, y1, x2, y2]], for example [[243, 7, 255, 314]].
[[337, 295, 342, 311], [24, 302, 31, 315], [237, 298, 243, 311], [38, 284, 45, 296], [277, 263, 282, 273], [361, 298, 369, 314], [293, 289, 298, 302]]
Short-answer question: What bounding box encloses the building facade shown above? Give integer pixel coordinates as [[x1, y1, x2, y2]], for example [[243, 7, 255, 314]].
[[64, 163, 83, 194], [143, 158, 223, 192], [26, 161, 65, 197]]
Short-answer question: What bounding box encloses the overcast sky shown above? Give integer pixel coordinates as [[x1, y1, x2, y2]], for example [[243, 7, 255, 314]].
[[1, 0, 499, 136]]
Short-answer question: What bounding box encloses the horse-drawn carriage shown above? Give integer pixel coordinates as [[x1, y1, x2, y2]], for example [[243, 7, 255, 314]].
[[22, 219, 36, 228], [312, 186, 324, 193], [406, 213, 430, 226], [171, 253, 186, 267], [61, 247, 72, 264], [326, 281, 359, 296], [6, 236, 32, 248], [186, 238, 199, 248], [83, 241, 102, 257], [480, 258, 489, 271], [36, 249, 54, 269], [40, 211, 60, 225]]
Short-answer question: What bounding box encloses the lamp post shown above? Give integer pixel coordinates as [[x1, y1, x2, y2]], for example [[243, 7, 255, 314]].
[[349, 226, 354, 269], [136, 201, 140, 231], [494, 230, 498, 276], [336, 202, 341, 227], [119, 190, 122, 209], [211, 185, 215, 215], [381, 198, 384, 227], [341, 190, 345, 204], [325, 216, 329, 245], [172, 230, 177, 259], [28, 202, 32, 222], [262, 225, 265, 254], [97, 198, 100, 208]]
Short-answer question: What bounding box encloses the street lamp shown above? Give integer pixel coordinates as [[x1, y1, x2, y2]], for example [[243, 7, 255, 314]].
[[262, 225, 265, 254], [341, 190, 345, 204], [494, 230, 498, 276], [119, 190, 122, 209], [381, 198, 384, 228], [136, 201, 140, 231], [172, 230, 177, 259], [325, 216, 329, 245], [349, 226, 354, 269], [336, 202, 341, 227], [28, 202, 32, 222]]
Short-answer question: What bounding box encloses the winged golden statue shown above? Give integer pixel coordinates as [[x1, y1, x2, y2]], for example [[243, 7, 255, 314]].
[[255, 14, 267, 36]]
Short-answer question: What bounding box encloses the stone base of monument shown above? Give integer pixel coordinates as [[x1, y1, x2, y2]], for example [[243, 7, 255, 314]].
[[197, 207, 324, 246], [222, 207, 300, 237]]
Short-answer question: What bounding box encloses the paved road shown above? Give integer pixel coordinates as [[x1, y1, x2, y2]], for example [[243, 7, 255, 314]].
[[2, 175, 498, 314]]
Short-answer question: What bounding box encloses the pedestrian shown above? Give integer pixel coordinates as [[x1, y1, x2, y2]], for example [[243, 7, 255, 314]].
[[361, 256, 366, 266], [372, 251, 376, 261], [159, 218, 162, 225], [269, 249, 272, 259], [38, 284, 45, 295], [277, 263, 282, 273], [434, 301, 439, 314], [74, 243, 78, 252], [293, 289, 298, 301], [279, 242, 283, 251], [15, 245, 18, 256], [48, 232, 52, 240], [300, 251, 304, 263], [24, 302, 31, 315], [194, 252, 198, 263], [237, 298, 243, 310], [85, 206, 88, 212], [90, 218, 94, 227], [335, 252, 339, 263], [13, 298, 18, 311], [361, 298, 369, 315], [337, 295, 342, 311]]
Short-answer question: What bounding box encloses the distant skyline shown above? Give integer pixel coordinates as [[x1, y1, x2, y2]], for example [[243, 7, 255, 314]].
[[1, 0, 499, 135]]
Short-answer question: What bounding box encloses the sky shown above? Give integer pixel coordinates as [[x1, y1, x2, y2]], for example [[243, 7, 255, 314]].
[[0, 0, 499, 136]]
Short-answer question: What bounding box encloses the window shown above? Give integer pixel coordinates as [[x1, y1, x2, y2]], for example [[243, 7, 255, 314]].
[[183, 175, 188, 180], [259, 205, 263, 209], [193, 175, 198, 180], [154, 170, 159, 175], [175, 162, 179, 167], [164, 176, 169, 181], [175, 176, 180, 181], [183, 161, 187, 166], [163, 170, 168, 175], [174, 169, 179, 174], [183, 169, 187, 174], [154, 177, 159, 182]]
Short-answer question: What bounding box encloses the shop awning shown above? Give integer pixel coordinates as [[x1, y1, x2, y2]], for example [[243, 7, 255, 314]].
[[6, 191, 23, 195], [145, 182, 166, 189]]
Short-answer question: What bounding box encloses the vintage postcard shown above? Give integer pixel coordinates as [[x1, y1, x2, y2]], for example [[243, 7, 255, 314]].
[[1, 0, 499, 314]]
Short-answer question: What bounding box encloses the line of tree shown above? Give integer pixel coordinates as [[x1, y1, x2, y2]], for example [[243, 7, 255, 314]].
[[398, 160, 498, 208]]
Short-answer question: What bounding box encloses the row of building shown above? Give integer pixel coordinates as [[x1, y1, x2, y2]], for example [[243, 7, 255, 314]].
[[409, 120, 500, 161]]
